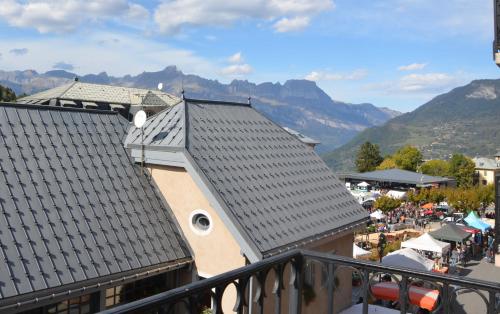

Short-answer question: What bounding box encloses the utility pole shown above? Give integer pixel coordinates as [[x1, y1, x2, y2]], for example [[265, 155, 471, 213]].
[[494, 0, 500, 66], [495, 173, 500, 266]]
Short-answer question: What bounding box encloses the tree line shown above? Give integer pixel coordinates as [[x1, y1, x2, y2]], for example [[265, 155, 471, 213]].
[[355, 142, 476, 187], [0, 85, 17, 102], [374, 184, 494, 213]]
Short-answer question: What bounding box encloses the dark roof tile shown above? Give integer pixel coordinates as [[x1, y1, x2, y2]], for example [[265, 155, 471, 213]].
[[0, 103, 190, 302]]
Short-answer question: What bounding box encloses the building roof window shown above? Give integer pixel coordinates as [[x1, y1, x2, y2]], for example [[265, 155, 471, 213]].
[[189, 210, 213, 235]]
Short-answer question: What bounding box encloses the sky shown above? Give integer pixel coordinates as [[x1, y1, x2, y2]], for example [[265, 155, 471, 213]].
[[0, 0, 497, 112]]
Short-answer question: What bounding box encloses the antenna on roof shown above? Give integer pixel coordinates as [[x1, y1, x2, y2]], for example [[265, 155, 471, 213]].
[[247, 96, 252, 105], [157, 82, 163, 91], [74, 77, 79, 82], [181, 89, 185, 100], [133, 93, 147, 176]]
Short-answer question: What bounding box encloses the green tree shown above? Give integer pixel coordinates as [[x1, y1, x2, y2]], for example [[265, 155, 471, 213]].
[[475, 184, 495, 209], [392, 145, 423, 171], [355, 141, 383, 172], [428, 188, 446, 204], [448, 154, 475, 187], [376, 158, 397, 170], [445, 187, 480, 212], [0, 85, 16, 102], [420, 160, 450, 177], [406, 190, 419, 205], [374, 195, 401, 213]]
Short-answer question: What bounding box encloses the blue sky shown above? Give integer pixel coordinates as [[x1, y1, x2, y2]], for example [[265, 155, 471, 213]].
[[0, 0, 497, 112]]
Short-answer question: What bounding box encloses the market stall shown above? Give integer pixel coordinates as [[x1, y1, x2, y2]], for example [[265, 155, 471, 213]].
[[381, 248, 434, 271], [353, 243, 372, 258], [370, 210, 386, 220], [429, 223, 471, 243], [464, 211, 492, 232], [401, 233, 450, 255]]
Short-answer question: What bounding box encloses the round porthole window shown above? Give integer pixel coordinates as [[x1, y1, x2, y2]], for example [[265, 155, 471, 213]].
[[189, 210, 213, 235]]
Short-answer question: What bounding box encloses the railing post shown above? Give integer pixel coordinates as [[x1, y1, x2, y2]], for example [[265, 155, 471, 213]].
[[327, 263, 335, 314], [488, 290, 497, 314], [290, 254, 303, 314], [255, 272, 266, 314], [212, 286, 224, 314], [442, 282, 450, 314], [273, 264, 283, 314], [362, 269, 369, 314], [399, 276, 408, 314]]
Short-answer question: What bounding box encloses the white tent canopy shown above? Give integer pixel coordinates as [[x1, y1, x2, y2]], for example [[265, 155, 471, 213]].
[[370, 210, 386, 220], [382, 248, 434, 271], [401, 233, 450, 255], [357, 181, 370, 187], [386, 190, 406, 199], [353, 243, 371, 258]]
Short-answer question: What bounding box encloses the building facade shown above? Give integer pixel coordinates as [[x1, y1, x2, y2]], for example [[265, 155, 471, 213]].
[[125, 98, 368, 312], [473, 156, 500, 186], [0, 103, 192, 314]]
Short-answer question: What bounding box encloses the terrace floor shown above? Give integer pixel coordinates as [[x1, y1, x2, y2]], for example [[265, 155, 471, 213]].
[[455, 257, 500, 314]]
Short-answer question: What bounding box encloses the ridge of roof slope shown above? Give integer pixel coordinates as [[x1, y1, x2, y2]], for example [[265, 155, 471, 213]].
[[125, 98, 368, 257], [0, 102, 191, 306]]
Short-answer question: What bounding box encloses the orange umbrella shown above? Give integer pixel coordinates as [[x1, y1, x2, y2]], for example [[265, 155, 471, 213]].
[[371, 281, 439, 311], [422, 203, 434, 210]]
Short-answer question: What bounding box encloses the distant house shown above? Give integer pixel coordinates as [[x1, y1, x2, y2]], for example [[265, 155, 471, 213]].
[[17, 80, 180, 119], [0, 103, 192, 314], [473, 154, 500, 185], [338, 168, 456, 190], [124, 98, 368, 312]]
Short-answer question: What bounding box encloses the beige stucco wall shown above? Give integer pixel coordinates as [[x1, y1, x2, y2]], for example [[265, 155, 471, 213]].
[[257, 231, 355, 314], [148, 163, 357, 313], [476, 169, 497, 185], [148, 165, 246, 312]]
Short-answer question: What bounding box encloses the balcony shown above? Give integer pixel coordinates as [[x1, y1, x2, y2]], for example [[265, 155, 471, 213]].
[[100, 249, 500, 314]]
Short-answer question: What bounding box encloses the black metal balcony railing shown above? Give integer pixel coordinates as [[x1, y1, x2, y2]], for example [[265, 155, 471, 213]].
[[100, 249, 500, 314]]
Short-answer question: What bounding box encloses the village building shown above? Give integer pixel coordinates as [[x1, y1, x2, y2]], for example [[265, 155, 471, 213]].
[[16, 80, 180, 119], [124, 97, 369, 312], [338, 168, 456, 191], [0, 103, 192, 314], [473, 154, 500, 185]]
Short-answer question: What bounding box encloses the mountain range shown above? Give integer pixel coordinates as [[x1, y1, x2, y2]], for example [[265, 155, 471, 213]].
[[323, 79, 500, 171], [0, 66, 399, 153]]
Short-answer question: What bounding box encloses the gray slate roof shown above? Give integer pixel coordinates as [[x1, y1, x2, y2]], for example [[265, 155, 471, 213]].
[[0, 103, 190, 304], [339, 169, 454, 185], [18, 81, 180, 107], [473, 157, 500, 170], [126, 99, 367, 257]]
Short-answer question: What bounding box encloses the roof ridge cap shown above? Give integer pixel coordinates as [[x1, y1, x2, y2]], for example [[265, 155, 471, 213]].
[[0, 102, 118, 114], [184, 97, 251, 107]]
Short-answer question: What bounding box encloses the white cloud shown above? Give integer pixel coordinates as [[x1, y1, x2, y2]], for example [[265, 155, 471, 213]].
[[338, 0, 491, 40], [52, 61, 75, 71], [126, 3, 150, 21], [398, 73, 454, 92], [364, 72, 467, 95], [0, 33, 218, 77], [221, 64, 253, 76], [0, 0, 149, 33], [398, 63, 427, 71], [305, 69, 367, 81], [228, 52, 244, 64], [154, 0, 334, 34], [273, 16, 310, 32], [9, 48, 28, 55]]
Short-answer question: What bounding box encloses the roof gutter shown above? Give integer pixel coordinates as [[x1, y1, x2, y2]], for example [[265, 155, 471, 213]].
[[262, 217, 369, 259], [0, 258, 192, 313]]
